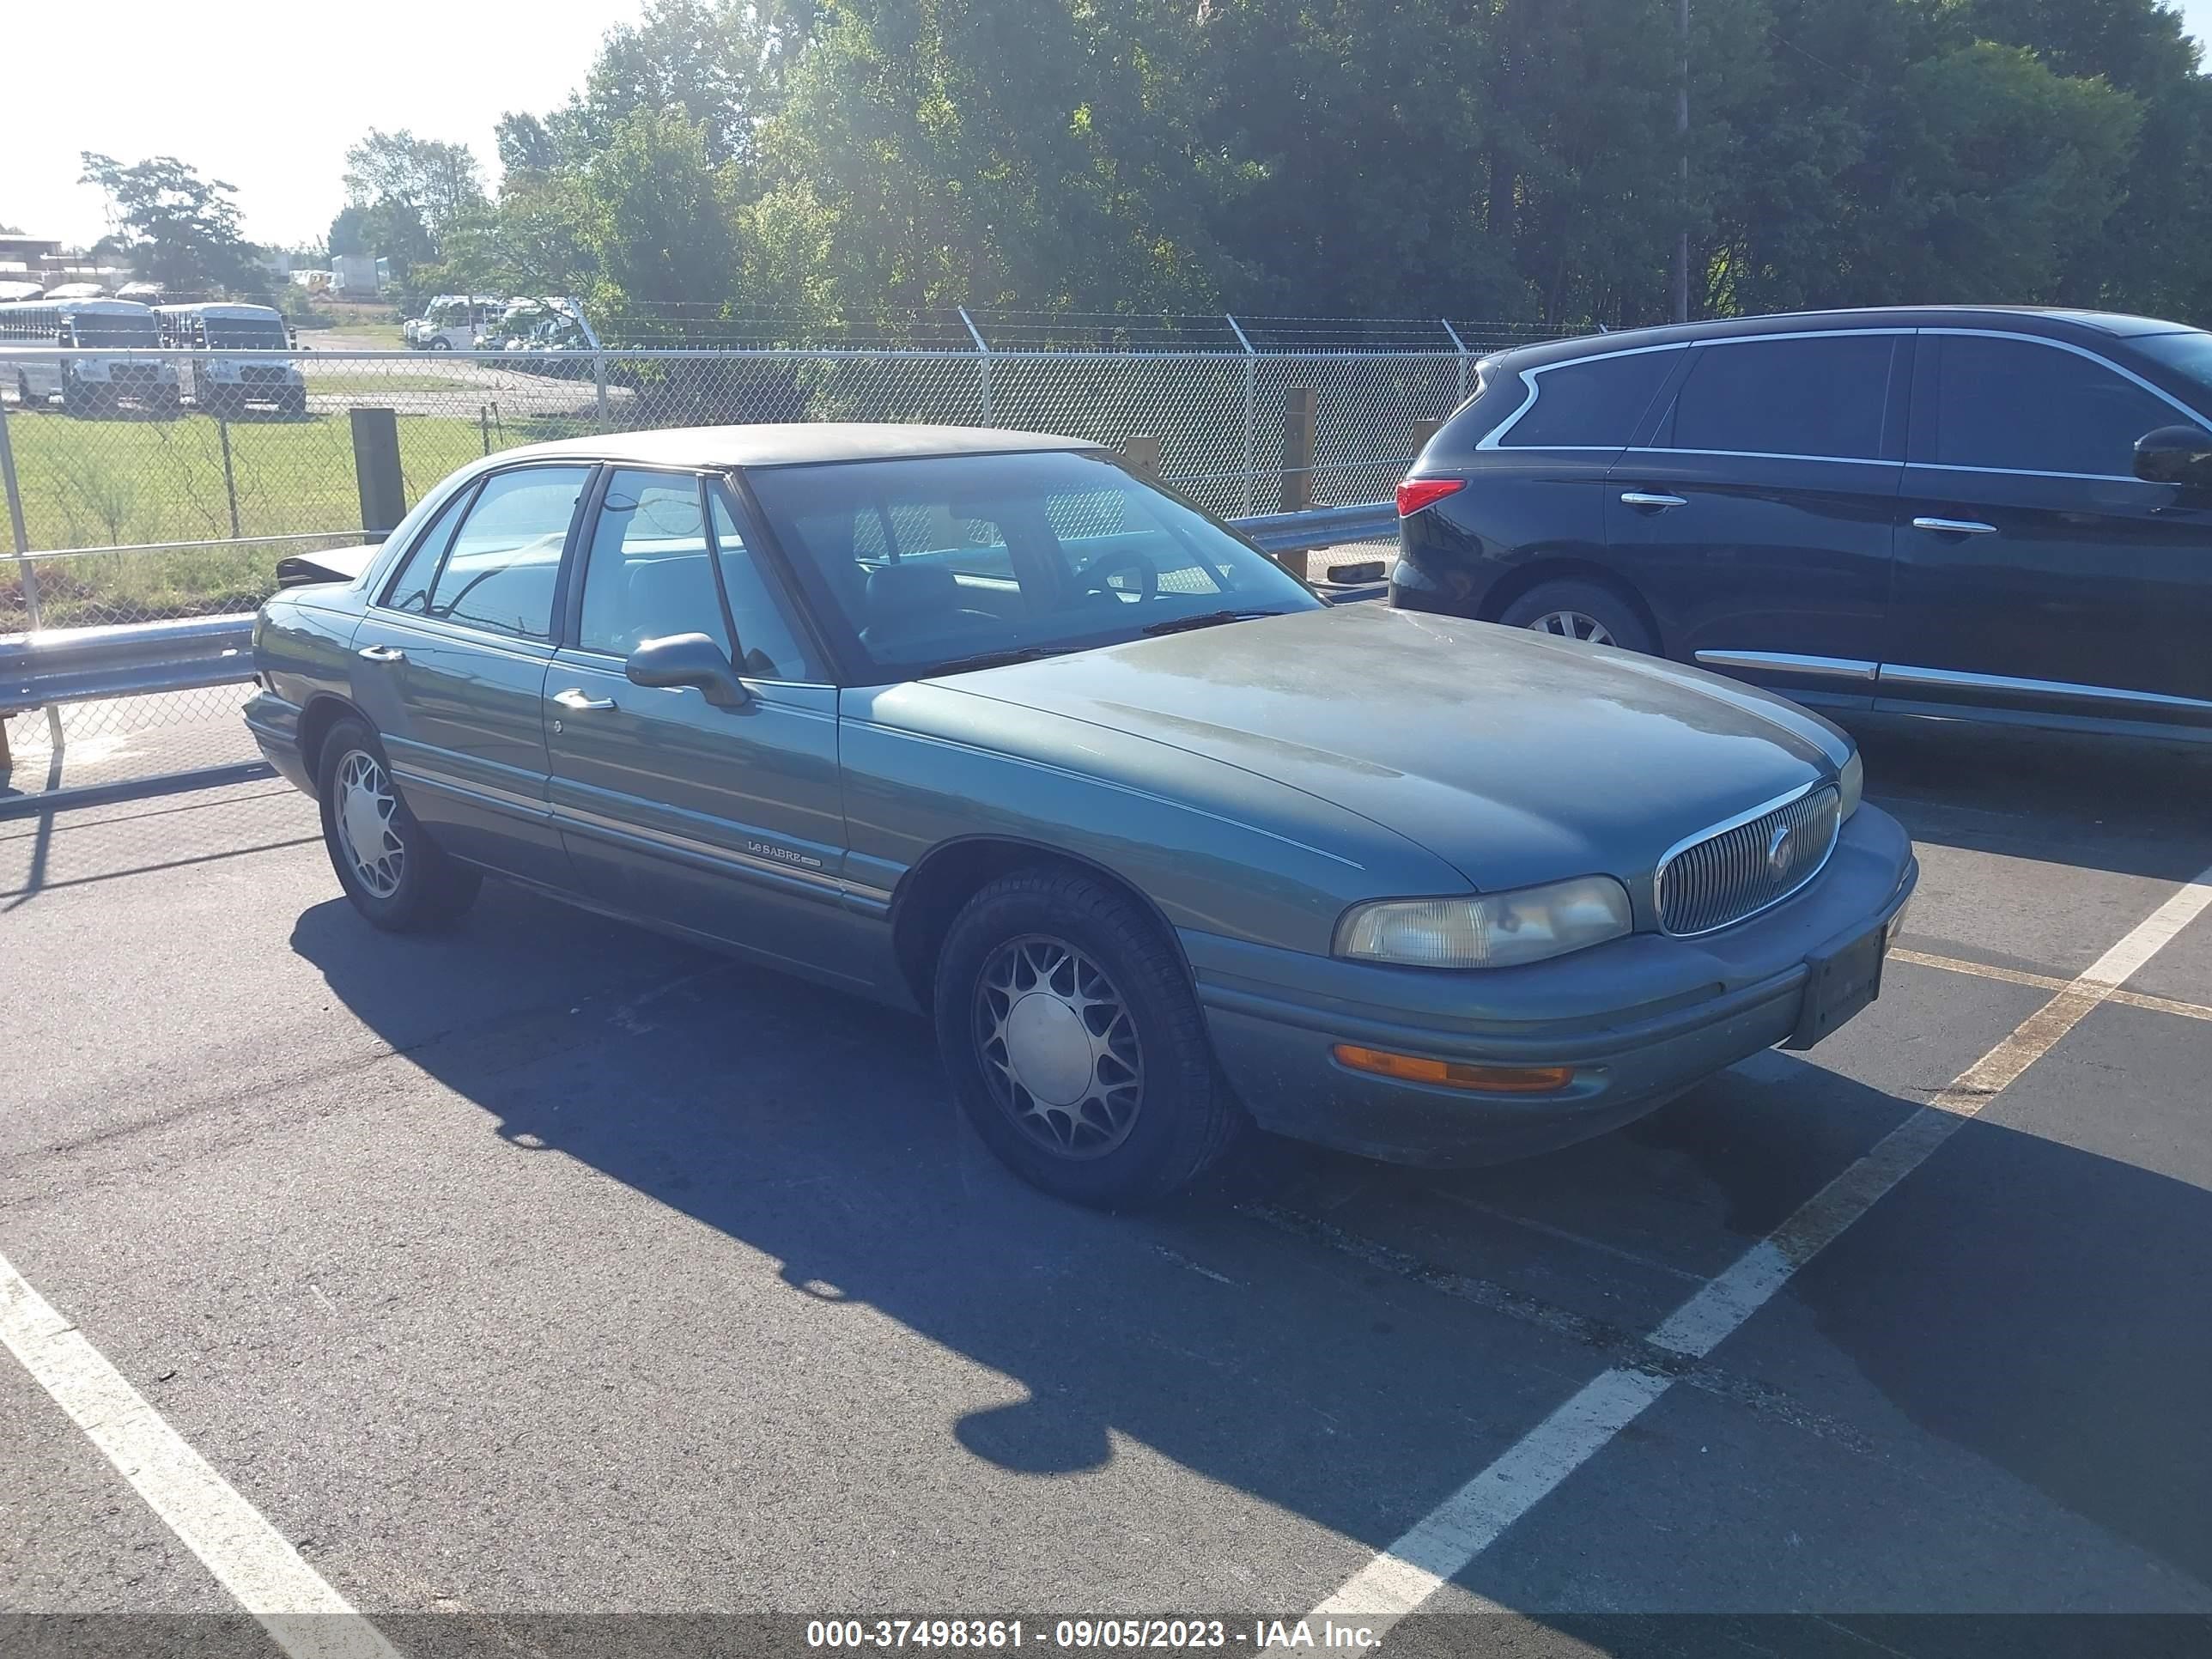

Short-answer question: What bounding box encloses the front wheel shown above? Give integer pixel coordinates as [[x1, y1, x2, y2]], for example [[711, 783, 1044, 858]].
[[933, 867, 1244, 1209], [318, 718, 481, 932], [1498, 579, 1656, 655]]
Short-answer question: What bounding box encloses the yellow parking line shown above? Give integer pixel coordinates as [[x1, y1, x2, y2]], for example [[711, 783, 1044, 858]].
[[1893, 946, 2212, 1024]]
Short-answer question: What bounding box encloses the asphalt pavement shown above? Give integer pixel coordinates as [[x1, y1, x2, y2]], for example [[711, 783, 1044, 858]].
[[3, 715, 2209, 1658]]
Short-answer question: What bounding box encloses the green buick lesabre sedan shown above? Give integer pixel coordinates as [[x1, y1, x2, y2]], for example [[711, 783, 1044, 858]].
[[247, 425, 1918, 1206]]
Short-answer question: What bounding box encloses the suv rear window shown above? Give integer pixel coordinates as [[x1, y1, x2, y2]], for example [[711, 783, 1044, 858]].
[[1496, 349, 1678, 449]]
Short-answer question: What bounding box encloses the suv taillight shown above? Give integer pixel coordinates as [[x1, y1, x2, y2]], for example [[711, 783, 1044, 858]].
[[1395, 477, 1465, 517]]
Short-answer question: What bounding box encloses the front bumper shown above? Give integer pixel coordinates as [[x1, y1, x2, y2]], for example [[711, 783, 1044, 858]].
[[1189, 805, 1918, 1166]]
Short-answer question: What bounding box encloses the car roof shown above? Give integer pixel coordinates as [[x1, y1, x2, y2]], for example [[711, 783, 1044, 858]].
[[498, 423, 1102, 471], [1491, 306, 2199, 371]]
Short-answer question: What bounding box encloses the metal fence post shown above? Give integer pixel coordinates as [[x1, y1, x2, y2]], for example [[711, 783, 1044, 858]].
[[594, 351, 610, 431], [350, 409, 406, 542], [0, 402, 64, 753], [958, 307, 992, 424], [1225, 315, 1256, 517], [217, 417, 242, 540], [0, 404, 40, 628]]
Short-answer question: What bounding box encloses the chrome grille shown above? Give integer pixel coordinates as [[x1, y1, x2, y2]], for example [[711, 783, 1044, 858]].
[[1656, 783, 1842, 936]]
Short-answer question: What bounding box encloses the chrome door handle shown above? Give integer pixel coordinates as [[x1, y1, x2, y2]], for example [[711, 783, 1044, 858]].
[[552, 687, 616, 711], [1620, 492, 1688, 509], [356, 644, 405, 662], [1911, 517, 1998, 535]]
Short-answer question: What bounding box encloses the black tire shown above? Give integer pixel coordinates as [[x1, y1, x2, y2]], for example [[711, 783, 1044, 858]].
[[317, 717, 481, 932], [1497, 579, 1656, 655], [933, 866, 1244, 1209]]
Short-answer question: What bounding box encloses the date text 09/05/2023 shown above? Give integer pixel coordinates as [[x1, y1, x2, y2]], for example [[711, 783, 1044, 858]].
[[805, 1619, 1381, 1651]]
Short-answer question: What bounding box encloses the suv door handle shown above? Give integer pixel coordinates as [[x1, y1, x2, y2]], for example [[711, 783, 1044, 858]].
[[1911, 517, 1998, 535], [552, 687, 617, 711], [356, 644, 405, 662], [1620, 492, 1688, 509]]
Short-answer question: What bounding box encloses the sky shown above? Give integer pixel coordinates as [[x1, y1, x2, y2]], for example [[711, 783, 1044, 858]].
[[9, 0, 2212, 253], [6, 0, 629, 251]]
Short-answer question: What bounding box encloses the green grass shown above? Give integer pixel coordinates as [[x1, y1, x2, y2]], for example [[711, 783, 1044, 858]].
[[2, 405, 584, 629]]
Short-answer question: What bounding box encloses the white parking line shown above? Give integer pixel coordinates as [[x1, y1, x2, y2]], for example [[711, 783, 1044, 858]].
[[1313, 863, 2212, 1629], [0, 1249, 400, 1659]]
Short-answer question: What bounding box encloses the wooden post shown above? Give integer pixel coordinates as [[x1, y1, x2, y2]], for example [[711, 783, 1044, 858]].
[[1121, 434, 1161, 482], [1410, 417, 1441, 454], [1276, 388, 1317, 580], [1280, 386, 1316, 514], [350, 408, 405, 542]]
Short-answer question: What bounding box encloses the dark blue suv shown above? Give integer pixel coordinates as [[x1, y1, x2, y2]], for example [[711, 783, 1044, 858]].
[[1391, 307, 2212, 744]]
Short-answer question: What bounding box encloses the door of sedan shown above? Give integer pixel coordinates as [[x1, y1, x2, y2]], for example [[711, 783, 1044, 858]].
[[348, 462, 593, 886], [1606, 331, 1909, 708], [544, 469, 875, 988], [1886, 330, 2212, 733]]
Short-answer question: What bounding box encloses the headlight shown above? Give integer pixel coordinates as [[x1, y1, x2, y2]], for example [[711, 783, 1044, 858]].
[[1838, 750, 1863, 820], [1335, 876, 1633, 969]]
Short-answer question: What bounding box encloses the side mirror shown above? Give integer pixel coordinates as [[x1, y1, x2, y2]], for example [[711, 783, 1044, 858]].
[[2134, 424, 2212, 491], [625, 631, 750, 708]]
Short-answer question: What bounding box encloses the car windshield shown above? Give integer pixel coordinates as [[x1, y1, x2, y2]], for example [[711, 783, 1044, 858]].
[[70, 314, 158, 347], [204, 318, 289, 349], [2132, 329, 2212, 414], [744, 449, 1320, 680]]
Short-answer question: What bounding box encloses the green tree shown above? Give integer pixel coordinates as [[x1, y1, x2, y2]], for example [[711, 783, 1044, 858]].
[[79, 153, 265, 295], [342, 130, 487, 241], [753, 0, 1222, 314]]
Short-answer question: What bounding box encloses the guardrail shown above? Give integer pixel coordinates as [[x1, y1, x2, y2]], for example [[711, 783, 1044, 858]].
[[1, 612, 257, 718], [2, 500, 1397, 734]]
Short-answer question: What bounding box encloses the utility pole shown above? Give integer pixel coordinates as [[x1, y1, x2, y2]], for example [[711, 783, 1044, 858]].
[[1674, 0, 1691, 324]]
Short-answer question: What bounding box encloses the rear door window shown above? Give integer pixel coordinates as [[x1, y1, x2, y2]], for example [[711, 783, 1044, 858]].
[[1662, 334, 1899, 460], [421, 465, 590, 641], [1931, 334, 2177, 478], [1498, 349, 1680, 449]]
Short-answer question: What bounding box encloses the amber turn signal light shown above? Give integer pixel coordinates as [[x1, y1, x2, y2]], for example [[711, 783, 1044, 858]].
[[1332, 1045, 1574, 1094]]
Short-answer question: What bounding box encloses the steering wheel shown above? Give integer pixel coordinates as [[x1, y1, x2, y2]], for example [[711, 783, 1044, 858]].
[[1073, 548, 1159, 604]]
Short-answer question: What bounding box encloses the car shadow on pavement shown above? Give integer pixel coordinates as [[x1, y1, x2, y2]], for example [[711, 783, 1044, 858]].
[[289, 883, 2212, 1610]]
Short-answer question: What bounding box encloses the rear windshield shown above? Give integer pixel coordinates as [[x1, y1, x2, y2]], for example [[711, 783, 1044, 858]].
[[745, 449, 1319, 680]]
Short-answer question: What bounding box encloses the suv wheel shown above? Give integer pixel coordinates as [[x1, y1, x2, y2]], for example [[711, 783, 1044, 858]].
[[318, 717, 481, 932], [934, 867, 1244, 1209], [1498, 580, 1656, 655]]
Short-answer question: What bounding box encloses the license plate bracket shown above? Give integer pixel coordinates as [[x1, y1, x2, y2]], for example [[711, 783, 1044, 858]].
[[1785, 922, 1888, 1050]]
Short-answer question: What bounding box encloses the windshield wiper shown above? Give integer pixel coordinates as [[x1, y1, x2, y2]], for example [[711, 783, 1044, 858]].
[[921, 645, 1066, 678], [1139, 609, 1280, 637]]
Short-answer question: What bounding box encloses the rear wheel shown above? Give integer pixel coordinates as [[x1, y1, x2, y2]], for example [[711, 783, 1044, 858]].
[[318, 717, 481, 932], [933, 866, 1244, 1209], [1498, 580, 1656, 655]]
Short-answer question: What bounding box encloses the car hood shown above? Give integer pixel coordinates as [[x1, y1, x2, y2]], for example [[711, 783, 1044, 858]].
[[931, 605, 1845, 893]]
